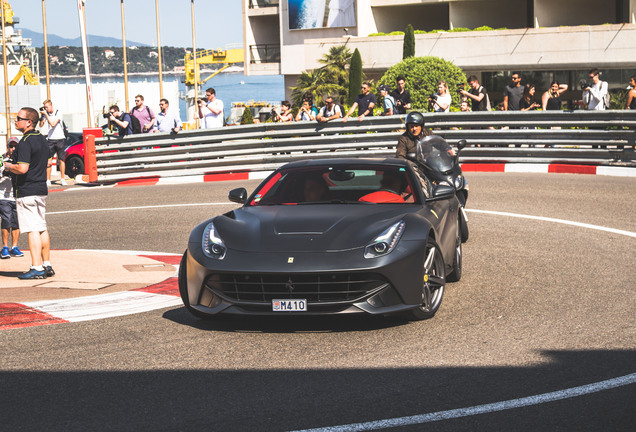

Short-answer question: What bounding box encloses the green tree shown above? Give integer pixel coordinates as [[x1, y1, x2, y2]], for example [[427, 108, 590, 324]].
[[289, 68, 338, 107], [318, 45, 352, 103], [348, 48, 362, 106], [403, 24, 415, 59], [240, 106, 254, 125], [379, 56, 466, 111]]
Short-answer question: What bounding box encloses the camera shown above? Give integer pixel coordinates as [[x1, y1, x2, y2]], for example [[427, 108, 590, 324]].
[[198, 98, 206, 105], [103, 113, 111, 119], [429, 94, 439, 100], [579, 79, 591, 90], [456, 83, 465, 92]]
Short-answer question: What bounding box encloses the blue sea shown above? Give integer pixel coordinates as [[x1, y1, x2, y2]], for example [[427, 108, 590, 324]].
[[50, 72, 285, 121]]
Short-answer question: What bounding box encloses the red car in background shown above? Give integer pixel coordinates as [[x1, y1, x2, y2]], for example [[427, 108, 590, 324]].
[[60, 132, 85, 179]]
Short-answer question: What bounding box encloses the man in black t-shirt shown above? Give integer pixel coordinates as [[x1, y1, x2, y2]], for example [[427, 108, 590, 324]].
[[460, 75, 489, 111], [343, 82, 376, 122], [390, 76, 412, 114], [5, 107, 54, 279]]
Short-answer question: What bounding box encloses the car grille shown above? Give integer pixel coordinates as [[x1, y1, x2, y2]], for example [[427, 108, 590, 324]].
[[203, 273, 389, 304]]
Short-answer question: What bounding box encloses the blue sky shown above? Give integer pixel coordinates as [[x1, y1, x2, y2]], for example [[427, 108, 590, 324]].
[[12, 0, 244, 48]]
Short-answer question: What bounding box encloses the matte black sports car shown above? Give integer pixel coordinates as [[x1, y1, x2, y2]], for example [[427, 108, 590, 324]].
[[179, 158, 462, 320]]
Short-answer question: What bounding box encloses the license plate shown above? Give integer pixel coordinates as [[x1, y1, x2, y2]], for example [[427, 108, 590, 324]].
[[272, 299, 307, 312]]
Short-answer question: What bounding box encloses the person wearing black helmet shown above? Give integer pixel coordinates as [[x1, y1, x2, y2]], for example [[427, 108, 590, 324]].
[[396, 111, 432, 159]]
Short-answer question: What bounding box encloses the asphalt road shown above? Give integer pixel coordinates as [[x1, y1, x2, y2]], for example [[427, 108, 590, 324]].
[[1, 173, 634, 431]]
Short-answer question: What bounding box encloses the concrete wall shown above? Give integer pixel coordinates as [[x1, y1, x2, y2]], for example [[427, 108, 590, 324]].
[[303, 24, 636, 73], [372, 3, 449, 33]]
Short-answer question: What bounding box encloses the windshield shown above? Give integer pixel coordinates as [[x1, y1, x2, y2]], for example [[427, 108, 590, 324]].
[[416, 135, 455, 173], [250, 164, 420, 206]]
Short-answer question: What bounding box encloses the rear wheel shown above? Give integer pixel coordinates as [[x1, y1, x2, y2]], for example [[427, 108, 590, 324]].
[[406, 238, 446, 320], [459, 207, 469, 243], [447, 217, 462, 282], [178, 251, 214, 319], [65, 155, 84, 179]]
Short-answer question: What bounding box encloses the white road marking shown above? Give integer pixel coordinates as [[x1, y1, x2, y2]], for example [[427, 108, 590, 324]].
[[47, 202, 234, 215], [292, 373, 636, 432], [24, 290, 182, 322], [466, 209, 636, 238]]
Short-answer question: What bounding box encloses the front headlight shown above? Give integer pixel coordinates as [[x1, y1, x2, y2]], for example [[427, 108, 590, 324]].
[[364, 220, 405, 259], [202, 222, 226, 259]]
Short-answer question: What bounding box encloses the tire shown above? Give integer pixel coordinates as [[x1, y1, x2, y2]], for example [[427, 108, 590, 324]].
[[459, 206, 469, 243], [405, 238, 446, 320], [447, 216, 462, 283], [178, 251, 214, 319], [65, 155, 84, 179]]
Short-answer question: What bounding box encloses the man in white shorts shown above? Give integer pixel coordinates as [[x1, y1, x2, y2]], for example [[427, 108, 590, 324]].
[[4, 107, 54, 279]]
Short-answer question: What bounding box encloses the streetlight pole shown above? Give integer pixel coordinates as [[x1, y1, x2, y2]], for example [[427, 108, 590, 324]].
[[155, 0, 163, 99], [77, 0, 95, 127], [190, 0, 198, 129], [1, 0, 11, 143], [120, 0, 129, 112], [41, 0, 50, 100]]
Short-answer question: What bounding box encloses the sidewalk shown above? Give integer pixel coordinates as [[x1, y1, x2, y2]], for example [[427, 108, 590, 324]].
[[0, 249, 182, 330]]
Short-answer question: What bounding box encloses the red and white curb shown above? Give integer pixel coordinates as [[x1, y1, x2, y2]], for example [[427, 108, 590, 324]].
[[0, 252, 182, 330]]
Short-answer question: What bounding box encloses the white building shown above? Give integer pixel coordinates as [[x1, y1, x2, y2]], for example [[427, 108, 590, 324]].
[[242, 0, 636, 103]]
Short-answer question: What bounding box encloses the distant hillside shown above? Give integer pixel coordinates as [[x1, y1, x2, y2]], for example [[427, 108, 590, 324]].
[[33, 45, 243, 76], [21, 28, 149, 48]]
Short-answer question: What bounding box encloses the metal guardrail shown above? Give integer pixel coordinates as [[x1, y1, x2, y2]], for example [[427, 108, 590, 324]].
[[93, 111, 636, 183]]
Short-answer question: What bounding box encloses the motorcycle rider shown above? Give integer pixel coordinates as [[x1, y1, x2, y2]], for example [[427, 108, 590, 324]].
[[396, 112, 432, 159]]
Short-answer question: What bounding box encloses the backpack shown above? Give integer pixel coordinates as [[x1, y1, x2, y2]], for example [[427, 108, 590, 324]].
[[130, 106, 152, 134], [480, 86, 492, 111], [602, 81, 611, 109]]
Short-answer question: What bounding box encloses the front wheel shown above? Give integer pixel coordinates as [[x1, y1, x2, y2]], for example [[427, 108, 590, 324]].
[[405, 238, 446, 320]]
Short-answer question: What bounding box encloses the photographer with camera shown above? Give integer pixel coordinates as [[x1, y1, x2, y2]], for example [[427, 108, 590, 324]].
[[460, 76, 490, 111], [0, 137, 22, 260], [107, 105, 133, 137], [197, 88, 225, 128], [38, 99, 68, 186], [390, 76, 411, 114], [429, 81, 451, 113], [271, 100, 293, 123], [582, 68, 608, 110]]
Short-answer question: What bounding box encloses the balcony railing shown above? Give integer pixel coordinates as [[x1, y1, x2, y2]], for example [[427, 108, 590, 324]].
[[248, 0, 279, 8], [249, 44, 281, 64]]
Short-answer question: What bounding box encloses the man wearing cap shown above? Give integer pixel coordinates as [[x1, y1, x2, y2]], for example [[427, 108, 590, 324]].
[[4, 108, 55, 279], [379, 85, 397, 116], [0, 137, 23, 259]]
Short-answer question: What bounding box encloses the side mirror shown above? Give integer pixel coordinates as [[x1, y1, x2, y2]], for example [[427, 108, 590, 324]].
[[457, 140, 467, 151], [426, 184, 455, 202], [228, 187, 247, 204], [405, 152, 417, 161]]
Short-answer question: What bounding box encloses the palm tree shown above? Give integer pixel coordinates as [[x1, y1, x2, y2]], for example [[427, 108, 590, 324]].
[[289, 68, 341, 107], [318, 45, 352, 103]]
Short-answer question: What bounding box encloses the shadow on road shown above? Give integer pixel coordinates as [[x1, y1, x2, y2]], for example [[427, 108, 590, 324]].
[[1, 350, 634, 431]]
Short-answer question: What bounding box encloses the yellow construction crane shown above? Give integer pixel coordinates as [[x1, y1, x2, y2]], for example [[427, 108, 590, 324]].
[[9, 63, 38, 85], [184, 48, 244, 86], [2, 0, 39, 85]]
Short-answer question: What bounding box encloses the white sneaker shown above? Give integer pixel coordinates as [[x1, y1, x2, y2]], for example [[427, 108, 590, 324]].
[[60, 179, 68, 186], [46, 180, 51, 187]]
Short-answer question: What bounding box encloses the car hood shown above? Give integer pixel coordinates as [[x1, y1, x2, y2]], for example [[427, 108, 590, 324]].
[[214, 204, 417, 252]]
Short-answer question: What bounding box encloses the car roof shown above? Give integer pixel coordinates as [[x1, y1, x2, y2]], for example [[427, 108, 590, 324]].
[[279, 157, 413, 170]]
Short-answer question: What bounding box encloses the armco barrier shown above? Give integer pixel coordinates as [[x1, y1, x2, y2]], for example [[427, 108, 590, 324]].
[[92, 110, 636, 183]]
